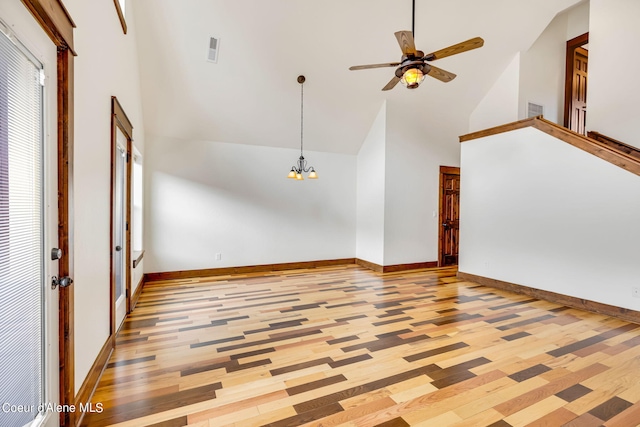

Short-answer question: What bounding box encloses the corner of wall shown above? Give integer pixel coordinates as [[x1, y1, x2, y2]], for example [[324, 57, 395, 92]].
[[469, 53, 521, 133], [355, 101, 387, 265]]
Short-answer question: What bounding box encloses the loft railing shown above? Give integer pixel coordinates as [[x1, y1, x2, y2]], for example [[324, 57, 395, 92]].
[[587, 131, 640, 164], [459, 116, 640, 177]]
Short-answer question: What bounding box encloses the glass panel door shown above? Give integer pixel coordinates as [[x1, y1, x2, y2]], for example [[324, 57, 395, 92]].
[[114, 129, 127, 329], [0, 15, 57, 427]]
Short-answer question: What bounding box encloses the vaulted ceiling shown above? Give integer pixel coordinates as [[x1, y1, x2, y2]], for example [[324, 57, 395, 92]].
[[132, 0, 583, 154]]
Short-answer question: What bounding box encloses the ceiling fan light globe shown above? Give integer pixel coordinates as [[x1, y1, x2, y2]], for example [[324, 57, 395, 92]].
[[401, 68, 425, 88]]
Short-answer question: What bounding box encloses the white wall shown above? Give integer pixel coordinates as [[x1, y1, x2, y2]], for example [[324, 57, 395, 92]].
[[588, 0, 640, 148], [383, 99, 461, 265], [63, 0, 146, 393], [132, 259, 144, 295], [518, 2, 589, 124], [469, 54, 520, 132], [144, 135, 356, 273], [469, 2, 589, 131], [460, 127, 640, 310], [356, 102, 386, 265], [566, 1, 590, 40], [518, 13, 568, 124]]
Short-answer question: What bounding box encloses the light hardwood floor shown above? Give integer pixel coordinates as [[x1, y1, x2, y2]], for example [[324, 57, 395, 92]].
[[81, 265, 640, 426]]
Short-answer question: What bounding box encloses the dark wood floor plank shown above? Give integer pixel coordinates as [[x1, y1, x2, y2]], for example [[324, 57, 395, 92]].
[[286, 374, 347, 396], [588, 396, 633, 421], [83, 382, 221, 426], [146, 416, 188, 427], [508, 363, 552, 382]]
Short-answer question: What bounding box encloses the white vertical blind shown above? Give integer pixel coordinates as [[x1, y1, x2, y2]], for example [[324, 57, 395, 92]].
[[0, 27, 44, 427]]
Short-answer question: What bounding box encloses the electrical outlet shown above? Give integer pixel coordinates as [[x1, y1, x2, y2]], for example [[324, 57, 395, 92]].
[[633, 287, 640, 298], [216, 253, 222, 261]]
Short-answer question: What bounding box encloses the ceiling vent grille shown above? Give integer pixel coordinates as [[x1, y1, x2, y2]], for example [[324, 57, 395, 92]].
[[207, 36, 219, 63], [527, 102, 544, 118]]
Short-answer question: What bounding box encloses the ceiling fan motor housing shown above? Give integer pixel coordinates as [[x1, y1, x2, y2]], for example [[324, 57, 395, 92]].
[[395, 62, 431, 77]]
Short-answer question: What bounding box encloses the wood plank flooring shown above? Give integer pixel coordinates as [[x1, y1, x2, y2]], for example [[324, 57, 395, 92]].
[[81, 265, 640, 426]]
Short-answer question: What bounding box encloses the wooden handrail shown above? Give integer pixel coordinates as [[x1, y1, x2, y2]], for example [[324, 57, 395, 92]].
[[459, 116, 541, 142], [587, 131, 640, 163], [459, 116, 640, 177]]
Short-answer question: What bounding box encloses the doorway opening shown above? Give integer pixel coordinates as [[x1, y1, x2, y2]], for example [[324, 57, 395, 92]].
[[564, 32, 589, 135], [111, 97, 133, 333]]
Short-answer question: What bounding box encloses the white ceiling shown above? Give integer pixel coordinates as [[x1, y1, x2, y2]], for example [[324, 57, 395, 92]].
[[132, 0, 582, 154]]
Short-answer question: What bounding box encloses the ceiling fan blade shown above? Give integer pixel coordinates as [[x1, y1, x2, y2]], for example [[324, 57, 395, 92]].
[[424, 37, 484, 61], [349, 62, 401, 71], [382, 76, 401, 91], [427, 65, 457, 82], [394, 30, 417, 55]]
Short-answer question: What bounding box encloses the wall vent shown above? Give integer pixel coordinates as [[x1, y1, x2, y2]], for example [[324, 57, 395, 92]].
[[207, 36, 219, 63], [527, 102, 544, 118]]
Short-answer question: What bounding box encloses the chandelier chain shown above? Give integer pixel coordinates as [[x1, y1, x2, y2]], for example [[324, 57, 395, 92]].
[[300, 81, 304, 156]]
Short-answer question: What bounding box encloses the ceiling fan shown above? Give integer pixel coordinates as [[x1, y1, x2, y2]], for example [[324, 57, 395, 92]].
[[349, 0, 484, 91]]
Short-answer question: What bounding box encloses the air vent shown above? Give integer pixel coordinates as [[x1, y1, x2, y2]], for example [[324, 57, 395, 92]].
[[207, 36, 219, 63], [527, 102, 544, 118]]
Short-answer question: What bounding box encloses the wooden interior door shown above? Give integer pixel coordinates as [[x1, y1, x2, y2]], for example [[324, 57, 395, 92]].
[[438, 166, 460, 266], [564, 33, 588, 134], [570, 47, 588, 134]]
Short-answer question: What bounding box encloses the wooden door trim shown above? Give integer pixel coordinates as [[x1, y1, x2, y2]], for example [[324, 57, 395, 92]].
[[19, 1, 76, 425], [564, 32, 589, 129], [112, 0, 127, 34], [438, 166, 460, 267], [20, 0, 76, 54], [110, 96, 133, 335]]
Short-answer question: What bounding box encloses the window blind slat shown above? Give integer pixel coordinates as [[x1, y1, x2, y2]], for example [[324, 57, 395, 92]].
[[0, 28, 44, 427]]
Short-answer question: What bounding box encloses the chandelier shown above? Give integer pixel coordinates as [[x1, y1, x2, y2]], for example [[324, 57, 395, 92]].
[[287, 75, 318, 180]]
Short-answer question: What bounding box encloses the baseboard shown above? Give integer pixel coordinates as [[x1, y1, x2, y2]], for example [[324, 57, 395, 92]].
[[458, 271, 640, 325], [145, 258, 357, 282], [74, 335, 114, 426], [355, 259, 439, 273], [355, 258, 383, 272], [131, 275, 145, 310], [382, 261, 439, 272], [146, 258, 442, 282]]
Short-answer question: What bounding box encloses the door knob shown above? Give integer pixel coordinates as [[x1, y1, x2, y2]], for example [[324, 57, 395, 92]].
[[51, 276, 73, 289], [115, 246, 122, 251], [51, 248, 63, 260]]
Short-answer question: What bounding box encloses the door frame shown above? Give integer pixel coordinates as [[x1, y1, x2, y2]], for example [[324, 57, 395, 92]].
[[564, 32, 589, 129], [438, 166, 460, 267], [110, 96, 133, 335], [19, 1, 76, 425]]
